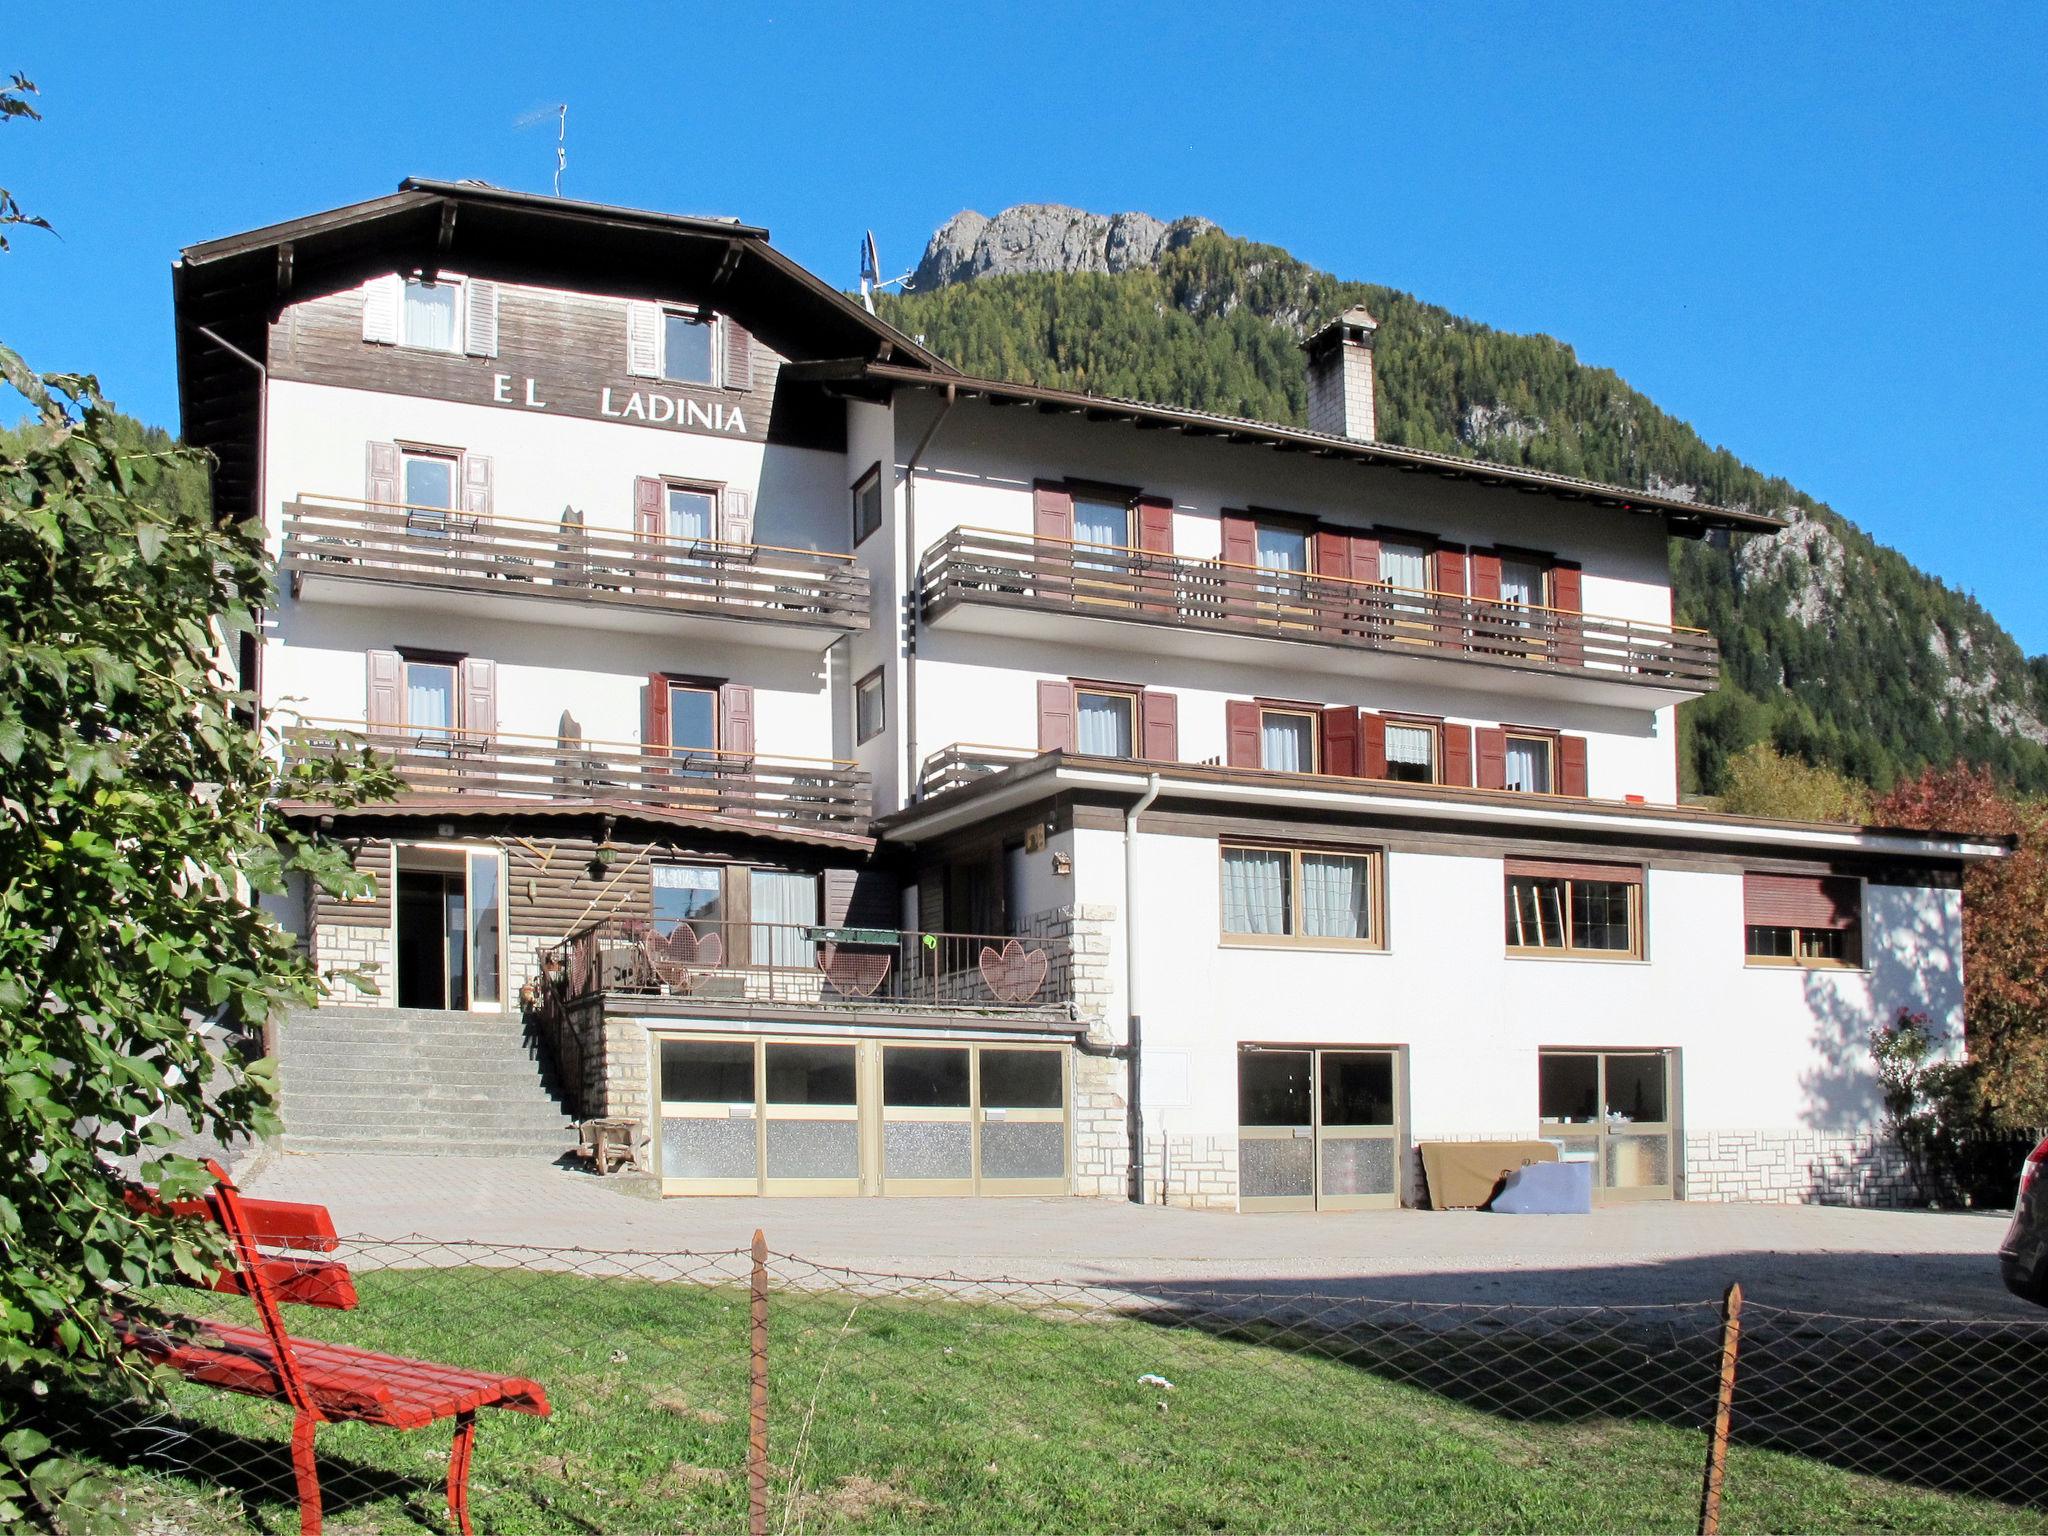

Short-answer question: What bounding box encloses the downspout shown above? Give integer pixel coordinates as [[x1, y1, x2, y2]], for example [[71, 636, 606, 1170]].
[[898, 384, 955, 807], [1122, 771, 1162, 1204], [196, 325, 268, 731]]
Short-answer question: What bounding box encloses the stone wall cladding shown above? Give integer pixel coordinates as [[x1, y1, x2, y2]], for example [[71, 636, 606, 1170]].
[[1072, 1050, 1130, 1199], [1145, 1130, 1238, 1209], [1684, 1129, 1917, 1207], [312, 921, 392, 1007]]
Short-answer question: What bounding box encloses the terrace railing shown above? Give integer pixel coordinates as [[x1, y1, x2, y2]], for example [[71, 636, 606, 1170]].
[[919, 527, 1719, 689], [918, 742, 1042, 799], [544, 917, 1074, 1017], [285, 720, 870, 830], [281, 497, 869, 633]]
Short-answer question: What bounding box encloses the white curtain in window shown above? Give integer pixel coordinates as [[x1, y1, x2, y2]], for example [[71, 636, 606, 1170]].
[[1073, 498, 1129, 551], [1505, 738, 1549, 793], [1222, 848, 1289, 935], [1300, 854, 1369, 939], [1385, 725, 1434, 769], [1077, 693, 1134, 757], [1380, 543, 1428, 592], [406, 667, 453, 737], [1255, 527, 1307, 573], [1261, 714, 1312, 773], [751, 870, 818, 968], [666, 488, 715, 543], [1500, 560, 1542, 607], [403, 281, 458, 351]]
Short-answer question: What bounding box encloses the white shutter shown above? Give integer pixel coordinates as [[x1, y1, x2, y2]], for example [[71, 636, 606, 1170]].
[[464, 280, 500, 357], [626, 301, 661, 378], [361, 275, 401, 345], [719, 488, 755, 554]]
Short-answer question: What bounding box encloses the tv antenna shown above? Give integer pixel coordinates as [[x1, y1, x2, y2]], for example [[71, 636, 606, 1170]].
[[515, 103, 569, 195], [858, 230, 913, 314]]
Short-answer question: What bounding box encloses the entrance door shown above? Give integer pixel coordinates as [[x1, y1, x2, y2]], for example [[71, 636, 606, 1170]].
[[393, 846, 505, 1011], [1537, 1049, 1677, 1202], [1238, 1046, 1404, 1212]]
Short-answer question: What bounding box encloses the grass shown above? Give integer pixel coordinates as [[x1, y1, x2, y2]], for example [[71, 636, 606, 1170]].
[[52, 1266, 2048, 1535]]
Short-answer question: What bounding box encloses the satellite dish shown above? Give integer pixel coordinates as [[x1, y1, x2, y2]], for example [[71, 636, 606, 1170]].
[[857, 229, 913, 314]]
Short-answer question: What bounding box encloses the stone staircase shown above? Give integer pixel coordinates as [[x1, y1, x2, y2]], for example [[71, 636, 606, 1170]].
[[277, 1007, 581, 1157]]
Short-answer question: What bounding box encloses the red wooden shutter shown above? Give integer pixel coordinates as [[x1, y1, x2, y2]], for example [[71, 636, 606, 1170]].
[[1442, 724, 1474, 787], [723, 318, 754, 392], [634, 476, 664, 540], [458, 657, 496, 741], [1469, 550, 1502, 603], [1351, 533, 1381, 584], [1743, 873, 1860, 930], [1320, 705, 1360, 777], [1224, 699, 1261, 768], [645, 672, 672, 750], [1434, 546, 1467, 596], [1036, 679, 1075, 753], [1033, 481, 1074, 543], [1551, 562, 1584, 666], [366, 442, 399, 509], [1559, 734, 1589, 798], [1136, 496, 1174, 555], [719, 685, 755, 760], [1475, 727, 1509, 790], [1221, 512, 1256, 569], [1314, 529, 1353, 583], [1140, 690, 1179, 762], [1359, 711, 1388, 779], [366, 649, 402, 730], [461, 454, 493, 519]]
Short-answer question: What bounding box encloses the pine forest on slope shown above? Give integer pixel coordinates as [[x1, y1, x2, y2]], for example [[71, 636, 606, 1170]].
[[878, 208, 2048, 798]]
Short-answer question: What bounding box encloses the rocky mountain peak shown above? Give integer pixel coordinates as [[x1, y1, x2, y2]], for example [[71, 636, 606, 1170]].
[[908, 204, 1217, 292]]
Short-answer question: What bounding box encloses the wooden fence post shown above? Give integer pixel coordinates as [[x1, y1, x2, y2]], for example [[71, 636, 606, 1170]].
[[1699, 1281, 1744, 1536], [749, 1228, 769, 1536]]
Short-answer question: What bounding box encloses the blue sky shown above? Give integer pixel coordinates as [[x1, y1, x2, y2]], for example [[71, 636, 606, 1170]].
[[5, 2, 2044, 651]]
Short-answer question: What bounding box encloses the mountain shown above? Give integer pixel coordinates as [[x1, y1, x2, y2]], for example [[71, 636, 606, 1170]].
[[880, 207, 2048, 796]]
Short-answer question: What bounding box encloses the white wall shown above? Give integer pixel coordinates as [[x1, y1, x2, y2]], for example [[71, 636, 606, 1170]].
[[1123, 830, 1966, 1157]]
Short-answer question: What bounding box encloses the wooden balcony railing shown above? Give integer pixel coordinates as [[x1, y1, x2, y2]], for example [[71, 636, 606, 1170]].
[[919, 742, 1041, 800], [286, 720, 870, 829], [281, 497, 869, 633], [543, 917, 1074, 1016], [919, 528, 1719, 690]]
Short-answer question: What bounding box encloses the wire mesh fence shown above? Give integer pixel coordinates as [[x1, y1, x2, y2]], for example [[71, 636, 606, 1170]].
[[19, 1233, 2048, 1534]]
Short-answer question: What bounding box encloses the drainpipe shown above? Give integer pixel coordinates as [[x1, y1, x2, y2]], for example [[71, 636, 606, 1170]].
[[1123, 771, 1162, 1204], [898, 385, 955, 807], [196, 325, 269, 731]]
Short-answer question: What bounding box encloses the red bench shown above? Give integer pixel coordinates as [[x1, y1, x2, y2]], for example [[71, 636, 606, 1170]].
[[122, 1160, 548, 1536]]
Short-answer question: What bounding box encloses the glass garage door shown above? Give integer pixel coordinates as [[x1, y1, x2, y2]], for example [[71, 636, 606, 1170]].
[[1238, 1046, 1404, 1212]]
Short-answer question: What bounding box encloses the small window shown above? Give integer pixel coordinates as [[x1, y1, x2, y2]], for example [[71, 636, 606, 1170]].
[[668, 683, 719, 755], [1742, 872, 1862, 969], [852, 465, 883, 546], [1075, 687, 1137, 758], [1383, 722, 1437, 784], [402, 658, 457, 738], [1258, 707, 1317, 773], [400, 278, 462, 352], [854, 669, 886, 744], [1506, 864, 1642, 959], [662, 309, 718, 385], [652, 863, 724, 934], [665, 485, 718, 544], [1254, 524, 1310, 575], [1221, 842, 1380, 948], [402, 450, 458, 513], [1746, 924, 1862, 966], [1380, 540, 1430, 593], [1073, 494, 1132, 554], [1498, 558, 1545, 608], [1504, 733, 1554, 794]]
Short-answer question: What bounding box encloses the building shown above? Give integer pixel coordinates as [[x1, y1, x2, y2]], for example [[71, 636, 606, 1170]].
[[174, 180, 2007, 1207]]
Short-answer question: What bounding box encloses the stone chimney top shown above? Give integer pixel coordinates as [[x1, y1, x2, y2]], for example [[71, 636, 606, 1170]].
[[1304, 306, 1379, 442]]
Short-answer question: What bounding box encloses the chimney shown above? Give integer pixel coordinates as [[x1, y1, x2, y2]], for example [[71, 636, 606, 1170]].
[[1304, 305, 1378, 441]]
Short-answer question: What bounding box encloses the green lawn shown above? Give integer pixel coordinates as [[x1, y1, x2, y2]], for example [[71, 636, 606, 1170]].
[[55, 1267, 2048, 1534]]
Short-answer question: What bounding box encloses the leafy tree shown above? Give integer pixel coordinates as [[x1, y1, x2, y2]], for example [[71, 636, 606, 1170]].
[[0, 348, 396, 1530], [1715, 742, 1871, 823], [0, 75, 50, 252], [1869, 764, 2048, 1128]]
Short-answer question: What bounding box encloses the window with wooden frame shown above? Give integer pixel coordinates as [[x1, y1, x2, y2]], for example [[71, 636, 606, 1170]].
[[400, 447, 459, 514], [1037, 678, 1176, 762], [1220, 841, 1383, 949], [852, 463, 883, 546], [854, 669, 886, 745], [399, 276, 463, 352], [1256, 704, 1318, 773], [366, 647, 495, 746], [1505, 859, 1643, 959], [1381, 719, 1439, 784], [661, 306, 719, 386], [1504, 731, 1555, 794], [645, 674, 754, 766], [1743, 873, 1863, 969], [652, 862, 725, 934]]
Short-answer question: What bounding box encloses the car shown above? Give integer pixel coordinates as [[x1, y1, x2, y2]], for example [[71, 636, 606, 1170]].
[[1998, 1135, 2048, 1303]]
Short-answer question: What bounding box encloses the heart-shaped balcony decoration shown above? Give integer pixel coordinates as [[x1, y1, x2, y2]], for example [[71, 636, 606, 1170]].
[[978, 939, 1050, 1004]]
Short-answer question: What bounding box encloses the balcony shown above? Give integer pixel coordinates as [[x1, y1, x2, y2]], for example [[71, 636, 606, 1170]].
[[542, 917, 1075, 1021], [286, 720, 870, 831], [281, 498, 869, 650], [919, 529, 1720, 705]]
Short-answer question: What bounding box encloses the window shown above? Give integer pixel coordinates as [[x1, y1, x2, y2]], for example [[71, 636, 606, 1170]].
[[1254, 524, 1310, 574], [1259, 707, 1317, 773], [1380, 540, 1430, 593], [662, 309, 717, 385], [666, 484, 718, 545], [403, 658, 457, 739], [400, 278, 462, 351], [1505, 861, 1642, 959], [1221, 842, 1380, 947], [667, 683, 719, 755], [1383, 722, 1437, 784], [1504, 733, 1554, 794], [402, 450, 457, 514], [1743, 873, 1862, 969], [1075, 686, 1137, 758], [852, 464, 883, 545], [1073, 494, 1131, 554], [652, 863, 724, 935], [854, 669, 886, 744], [752, 869, 819, 968], [1498, 557, 1545, 608]]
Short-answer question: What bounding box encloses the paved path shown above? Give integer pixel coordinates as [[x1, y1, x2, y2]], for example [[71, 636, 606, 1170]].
[[242, 1148, 2034, 1317]]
